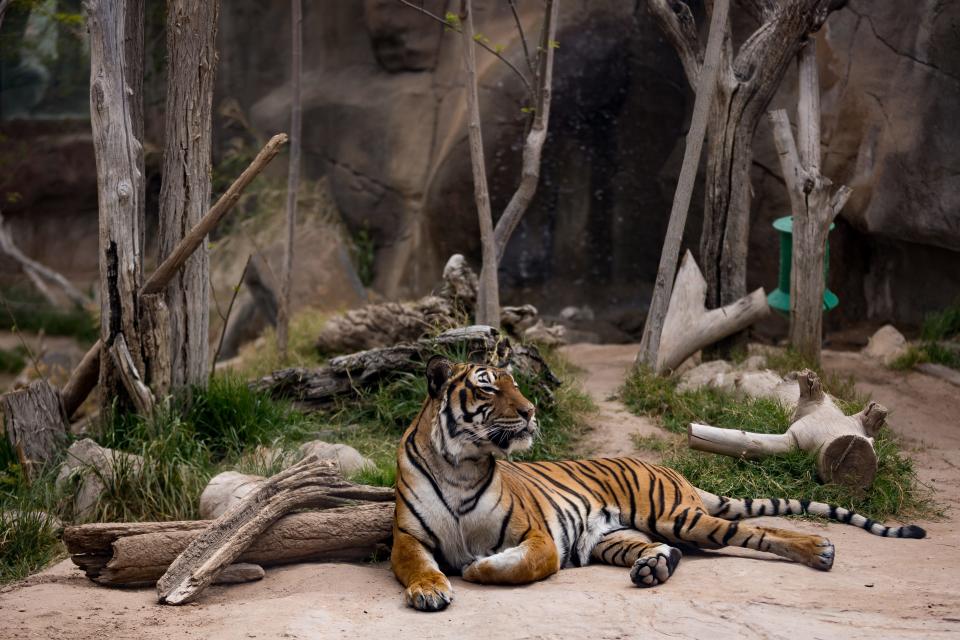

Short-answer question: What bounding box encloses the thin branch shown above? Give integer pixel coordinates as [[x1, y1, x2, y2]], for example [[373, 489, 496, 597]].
[[394, 0, 534, 98], [211, 255, 252, 374], [507, 0, 536, 76]]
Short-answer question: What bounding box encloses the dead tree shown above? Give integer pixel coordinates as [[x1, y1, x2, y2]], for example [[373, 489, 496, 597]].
[[85, 0, 147, 413], [397, 0, 559, 328], [61, 135, 290, 418], [636, 0, 730, 369], [647, 0, 846, 353], [0, 381, 69, 479], [277, 0, 303, 360], [768, 40, 851, 366], [159, 0, 221, 389], [689, 370, 884, 490]]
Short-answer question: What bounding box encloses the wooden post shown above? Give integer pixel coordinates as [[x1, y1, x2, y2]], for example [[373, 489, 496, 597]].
[[158, 0, 221, 388], [767, 40, 852, 366], [85, 0, 146, 413], [277, 0, 303, 360], [459, 0, 500, 329], [636, 0, 730, 369]]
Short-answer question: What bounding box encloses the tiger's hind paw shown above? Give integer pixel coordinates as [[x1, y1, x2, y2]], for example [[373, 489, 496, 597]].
[[630, 544, 682, 587]]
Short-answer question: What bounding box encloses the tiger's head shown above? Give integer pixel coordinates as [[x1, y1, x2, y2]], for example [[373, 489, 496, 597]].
[[425, 356, 537, 460]]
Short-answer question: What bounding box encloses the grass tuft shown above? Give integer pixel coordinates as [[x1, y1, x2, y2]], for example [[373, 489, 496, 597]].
[[622, 366, 935, 522], [890, 301, 960, 371]]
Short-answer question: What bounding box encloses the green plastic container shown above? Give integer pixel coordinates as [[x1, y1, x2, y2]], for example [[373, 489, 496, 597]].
[[767, 215, 838, 314]]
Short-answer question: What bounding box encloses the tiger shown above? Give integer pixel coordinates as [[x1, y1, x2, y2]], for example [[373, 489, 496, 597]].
[[392, 356, 927, 611]]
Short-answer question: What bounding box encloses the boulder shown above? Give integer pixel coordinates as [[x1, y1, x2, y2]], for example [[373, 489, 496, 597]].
[[199, 471, 266, 520], [862, 325, 909, 366], [56, 438, 143, 520], [298, 440, 374, 477]]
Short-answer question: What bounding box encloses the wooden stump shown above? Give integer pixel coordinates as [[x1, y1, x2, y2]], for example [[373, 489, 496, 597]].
[[688, 370, 883, 489], [0, 380, 69, 478]]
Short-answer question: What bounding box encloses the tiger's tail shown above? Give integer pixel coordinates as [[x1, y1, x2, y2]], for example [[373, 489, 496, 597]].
[[695, 489, 927, 539]]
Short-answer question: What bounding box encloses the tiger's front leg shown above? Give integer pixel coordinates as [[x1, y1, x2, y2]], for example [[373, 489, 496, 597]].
[[461, 530, 560, 585], [391, 528, 454, 612]]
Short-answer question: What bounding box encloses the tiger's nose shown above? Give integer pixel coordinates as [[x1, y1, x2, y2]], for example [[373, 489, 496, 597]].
[[517, 406, 534, 422]]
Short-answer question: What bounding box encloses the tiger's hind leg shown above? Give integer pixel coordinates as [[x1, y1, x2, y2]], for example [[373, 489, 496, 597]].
[[591, 529, 683, 587], [661, 509, 835, 570]]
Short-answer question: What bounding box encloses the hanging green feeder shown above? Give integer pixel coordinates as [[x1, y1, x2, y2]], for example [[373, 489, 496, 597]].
[[767, 215, 839, 315]]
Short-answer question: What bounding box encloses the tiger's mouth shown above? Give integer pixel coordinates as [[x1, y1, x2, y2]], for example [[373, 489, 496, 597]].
[[489, 421, 537, 451]]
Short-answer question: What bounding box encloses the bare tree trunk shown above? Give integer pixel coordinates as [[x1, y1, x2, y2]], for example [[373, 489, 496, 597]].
[[491, 0, 559, 263], [636, 0, 730, 369], [768, 40, 851, 365], [277, 0, 303, 360], [85, 0, 146, 413], [158, 0, 220, 389], [459, 0, 499, 329], [648, 0, 846, 355]]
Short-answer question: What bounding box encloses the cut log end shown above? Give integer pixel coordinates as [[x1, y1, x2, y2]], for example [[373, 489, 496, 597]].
[[817, 434, 878, 490]]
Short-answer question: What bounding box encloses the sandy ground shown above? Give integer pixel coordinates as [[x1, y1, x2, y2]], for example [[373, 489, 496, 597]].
[[2, 345, 959, 639]]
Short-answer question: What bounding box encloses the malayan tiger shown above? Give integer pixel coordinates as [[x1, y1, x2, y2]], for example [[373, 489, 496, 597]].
[[392, 357, 926, 611]]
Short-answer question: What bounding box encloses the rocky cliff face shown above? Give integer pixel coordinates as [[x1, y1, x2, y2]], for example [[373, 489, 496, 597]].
[[3, 0, 958, 332]]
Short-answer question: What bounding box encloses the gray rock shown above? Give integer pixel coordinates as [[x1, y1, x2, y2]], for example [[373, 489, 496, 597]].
[[298, 440, 375, 477], [56, 438, 143, 520], [862, 325, 908, 366]]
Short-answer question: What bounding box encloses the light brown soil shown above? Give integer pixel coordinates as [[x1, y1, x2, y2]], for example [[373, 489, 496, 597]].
[[2, 345, 959, 639]]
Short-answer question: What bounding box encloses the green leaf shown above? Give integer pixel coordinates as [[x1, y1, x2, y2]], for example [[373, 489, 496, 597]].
[[549, 39, 560, 49]]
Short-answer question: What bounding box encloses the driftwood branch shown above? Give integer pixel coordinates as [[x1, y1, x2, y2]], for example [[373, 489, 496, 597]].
[[64, 502, 393, 587], [0, 214, 92, 307], [107, 334, 154, 415], [689, 370, 884, 489], [156, 455, 392, 604], [654, 251, 768, 373], [61, 134, 288, 418], [636, 0, 730, 370], [258, 325, 557, 409]]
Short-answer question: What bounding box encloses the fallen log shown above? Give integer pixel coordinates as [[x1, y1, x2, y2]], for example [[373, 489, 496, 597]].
[[60, 133, 289, 419], [256, 324, 557, 409], [688, 369, 884, 489], [655, 251, 769, 373], [0, 380, 69, 478], [63, 502, 393, 587], [157, 455, 393, 604]]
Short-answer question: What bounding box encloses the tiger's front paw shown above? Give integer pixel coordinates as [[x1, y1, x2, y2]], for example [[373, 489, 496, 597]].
[[404, 576, 453, 612], [630, 544, 682, 588]]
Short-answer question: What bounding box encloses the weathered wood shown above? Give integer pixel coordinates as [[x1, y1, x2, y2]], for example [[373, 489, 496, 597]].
[[139, 294, 171, 399], [61, 134, 289, 417], [64, 502, 394, 587], [648, 0, 846, 354], [277, 0, 303, 360], [768, 40, 852, 366], [61, 342, 101, 418], [492, 0, 559, 263], [86, 0, 146, 412], [636, 0, 730, 370], [0, 214, 92, 308], [460, 0, 499, 329], [655, 251, 768, 373], [107, 334, 154, 416], [315, 255, 477, 354], [158, 0, 221, 388], [0, 380, 69, 477], [156, 456, 393, 604], [256, 325, 560, 409], [688, 370, 883, 489]]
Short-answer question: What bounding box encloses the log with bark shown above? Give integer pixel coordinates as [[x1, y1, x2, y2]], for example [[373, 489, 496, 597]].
[[653, 250, 769, 373], [259, 325, 558, 409], [688, 370, 885, 490]]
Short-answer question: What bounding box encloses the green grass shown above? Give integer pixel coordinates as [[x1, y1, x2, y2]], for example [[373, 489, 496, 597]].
[[0, 345, 26, 373], [621, 366, 934, 521], [0, 289, 98, 343], [890, 301, 960, 371]]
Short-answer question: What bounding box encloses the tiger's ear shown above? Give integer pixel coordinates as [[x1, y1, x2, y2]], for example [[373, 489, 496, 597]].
[[426, 355, 455, 400]]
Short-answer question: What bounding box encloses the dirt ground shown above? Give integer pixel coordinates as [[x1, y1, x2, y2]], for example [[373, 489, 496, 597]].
[[2, 345, 959, 639]]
